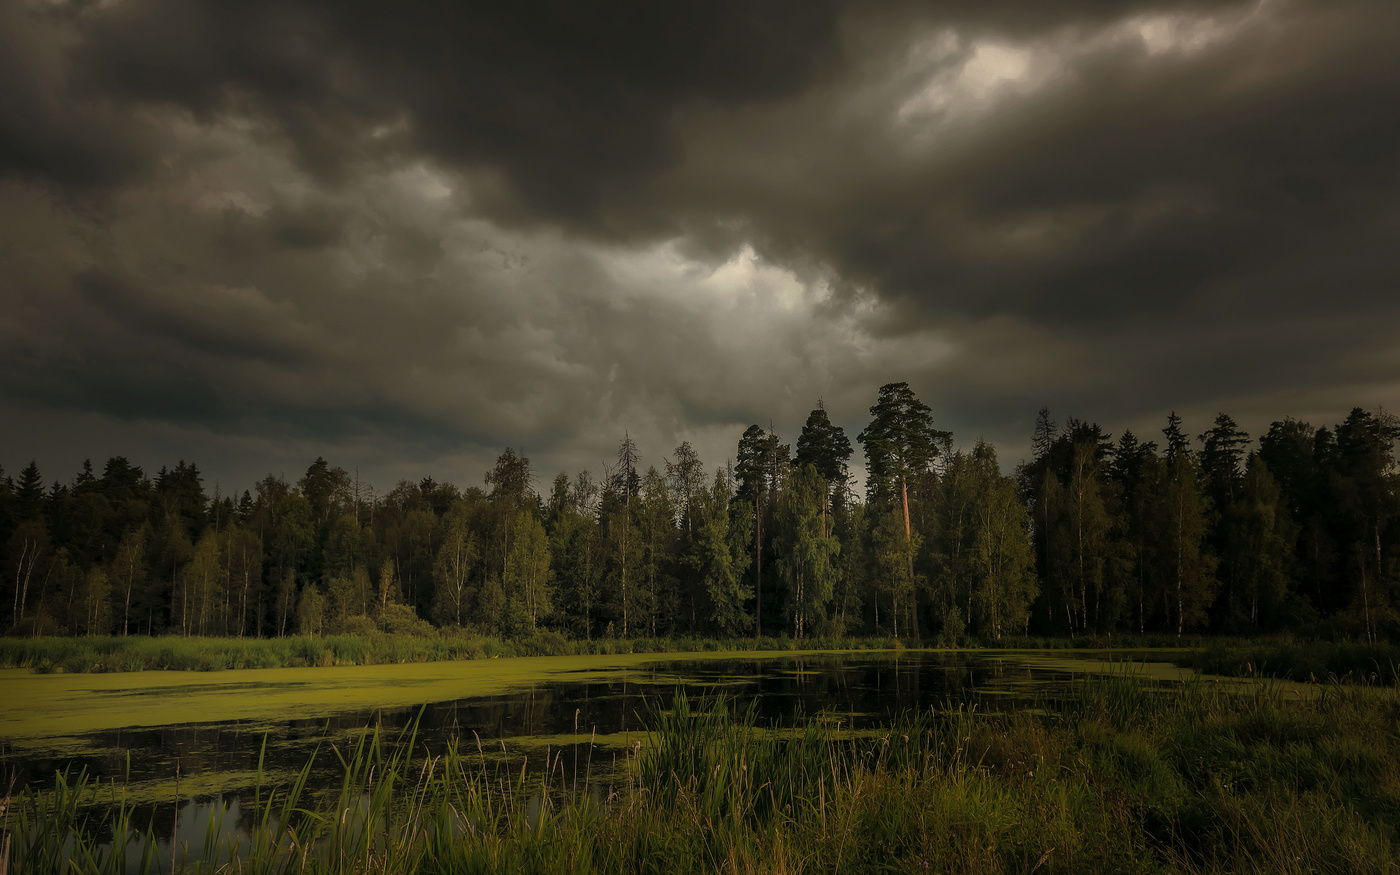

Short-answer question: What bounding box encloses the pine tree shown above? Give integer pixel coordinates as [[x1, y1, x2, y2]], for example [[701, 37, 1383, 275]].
[[1237, 456, 1293, 628], [1162, 412, 1190, 466], [795, 401, 854, 533], [548, 471, 602, 639], [775, 464, 839, 638], [1109, 430, 1161, 633], [1332, 408, 1400, 641], [637, 466, 676, 637], [15, 461, 44, 521], [936, 450, 979, 632], [1196, 414, 1252, 628], [486, 448, 534, 580], [1199, 414, 1251, 504], [735, 424, 777, 636], [858, 382, 950, 638], [693, 469, 752, 636]]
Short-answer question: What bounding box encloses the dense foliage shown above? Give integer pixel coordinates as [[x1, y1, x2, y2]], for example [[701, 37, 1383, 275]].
[[3, 387, 1397, 642]]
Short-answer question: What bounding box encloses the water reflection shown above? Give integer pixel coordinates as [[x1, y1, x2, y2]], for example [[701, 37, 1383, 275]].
[[88, 796, 255, 875]]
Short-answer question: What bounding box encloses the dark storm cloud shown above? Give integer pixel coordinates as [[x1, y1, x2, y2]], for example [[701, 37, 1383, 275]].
[[0, 2, 157, 188], [63, 0, 846, 227], [75, 272, 314, 365], [35, 0, 1400, 321], [7, 347, 226, 423], [51, 0, 1253, 203], [2, 0, 1397, 489]]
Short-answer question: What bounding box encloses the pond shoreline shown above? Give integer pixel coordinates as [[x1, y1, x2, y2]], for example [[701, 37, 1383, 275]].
[[0, 631, 1202, 675], [0, 647, 1204, 744]]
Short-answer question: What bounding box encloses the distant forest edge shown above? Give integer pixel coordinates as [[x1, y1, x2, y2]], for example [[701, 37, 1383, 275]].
[[4, 383, 1398, 644]]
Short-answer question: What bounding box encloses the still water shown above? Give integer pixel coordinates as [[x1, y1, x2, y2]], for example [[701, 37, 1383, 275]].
[[6, 649, 1183, 801], [2, 644, 1204, 868]]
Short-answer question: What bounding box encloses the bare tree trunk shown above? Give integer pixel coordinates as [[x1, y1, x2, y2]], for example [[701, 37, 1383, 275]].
[[1376, 522, 1385, 644], [754, 493, 762, 638], [13, 539, 33, 622], [124, 570, 134, 637], [1358, 542, 1374, 645], [621, 493, 630, 639], [1138, 564, 1144, 636], [901, 474, 919, 638], [1077, 495, 1086, 632], [1176, 526, 1185, 639], [240, 546, 251, 639]]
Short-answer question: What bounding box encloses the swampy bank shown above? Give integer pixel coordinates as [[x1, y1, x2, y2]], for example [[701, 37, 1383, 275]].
[[5, 646, 1399, 874]]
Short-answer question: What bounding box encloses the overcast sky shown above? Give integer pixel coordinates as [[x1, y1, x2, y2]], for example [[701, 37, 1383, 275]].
[[3, 0, 1397, 497]]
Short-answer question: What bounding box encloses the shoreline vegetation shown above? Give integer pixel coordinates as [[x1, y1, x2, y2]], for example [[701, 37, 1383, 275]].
[[0, 631, 1153, 674], [10, 632, 909, 674], [5, 633, 1400, 683], [9, 674, 1400, 874]]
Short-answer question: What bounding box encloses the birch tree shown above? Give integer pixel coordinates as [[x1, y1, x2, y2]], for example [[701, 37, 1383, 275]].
[[504, 509, 552, 633]]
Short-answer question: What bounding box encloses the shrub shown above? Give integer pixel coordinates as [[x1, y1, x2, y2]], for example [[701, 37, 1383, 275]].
[[342, 615, 379, 638], [379, 604, 436, 637]]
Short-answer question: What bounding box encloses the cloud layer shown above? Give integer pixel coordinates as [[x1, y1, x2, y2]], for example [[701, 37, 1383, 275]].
[[3, 0, 1398, 492]]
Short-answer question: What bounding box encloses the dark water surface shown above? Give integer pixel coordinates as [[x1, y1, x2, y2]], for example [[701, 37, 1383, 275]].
[[6, 648, 1179, 863], [8, 650, 1174, 798]]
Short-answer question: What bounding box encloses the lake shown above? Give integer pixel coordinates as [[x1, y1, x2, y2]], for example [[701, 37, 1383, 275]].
[[3, 646, 1194, 813]]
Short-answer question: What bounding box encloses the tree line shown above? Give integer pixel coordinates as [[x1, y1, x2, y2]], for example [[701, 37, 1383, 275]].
[[3, 385, 1397, 642]]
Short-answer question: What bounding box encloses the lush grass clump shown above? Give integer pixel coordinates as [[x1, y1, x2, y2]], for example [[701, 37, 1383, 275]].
[[9, 674, 1400, 873], [0, 632, 912, 674], [0, 633, 474, 673], [1179, 639, 1400, 685]]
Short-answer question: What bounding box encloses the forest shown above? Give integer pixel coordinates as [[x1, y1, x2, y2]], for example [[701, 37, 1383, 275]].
[[3, 383, 1398, 644]]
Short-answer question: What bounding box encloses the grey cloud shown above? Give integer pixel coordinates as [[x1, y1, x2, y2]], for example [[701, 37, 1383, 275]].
[[724, 1, 1400, 330], [74, 272, 316, 365], [5, 342, 226, 424], [63, 0, 846, 225], [2, 0, 1397, 490], [265, 200, 349, 250], [0, 4, 157, 189]]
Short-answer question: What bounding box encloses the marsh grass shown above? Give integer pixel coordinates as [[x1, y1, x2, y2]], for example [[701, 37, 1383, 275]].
[[9, 673, 1400, 873], [1180, 639, 1400, 686], [0, 633, 914, 675], [0, 628, 1237, 677]]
